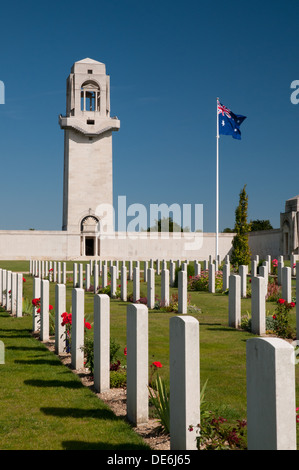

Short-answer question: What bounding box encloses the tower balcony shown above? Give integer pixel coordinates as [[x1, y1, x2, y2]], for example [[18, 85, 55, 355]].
[[59, 114, 120, 136]]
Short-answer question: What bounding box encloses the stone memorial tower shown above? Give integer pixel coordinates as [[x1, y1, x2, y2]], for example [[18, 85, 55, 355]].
[[59, 58, 120, 256]]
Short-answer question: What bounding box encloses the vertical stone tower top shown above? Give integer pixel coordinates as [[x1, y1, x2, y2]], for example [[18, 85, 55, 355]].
[[59, 57, 120, 135]]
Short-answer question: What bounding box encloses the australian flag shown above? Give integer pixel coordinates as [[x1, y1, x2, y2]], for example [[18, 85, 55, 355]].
[[217, 99, 246, 140]]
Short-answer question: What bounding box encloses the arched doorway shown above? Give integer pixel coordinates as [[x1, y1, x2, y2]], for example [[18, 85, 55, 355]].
[[80, 216, 100, 256]]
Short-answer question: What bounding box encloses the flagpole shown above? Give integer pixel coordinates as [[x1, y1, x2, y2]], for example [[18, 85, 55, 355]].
[[216, 98, 219, 266]]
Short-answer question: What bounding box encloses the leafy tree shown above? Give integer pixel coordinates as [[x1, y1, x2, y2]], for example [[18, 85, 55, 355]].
[[250, 219, 273, 231], [231, 185, 251, 267], [147, 216, 187, 232]]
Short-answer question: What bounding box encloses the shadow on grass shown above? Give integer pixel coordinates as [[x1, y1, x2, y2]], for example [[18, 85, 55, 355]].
[[41, 406, 120, 421], [24, 379, 83, 389], [15, 359, 62, 366], [0, 328, 32, 338]]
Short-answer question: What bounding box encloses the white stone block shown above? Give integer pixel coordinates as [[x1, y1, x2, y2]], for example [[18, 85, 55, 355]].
[[228, 274, 241, 328], [94, 294, 110, 393], [55, 284, 66, 355], [40, 280, 50, 342], [251, 276, 265, 335], [246, 337, 296, 450], [126, 303, 148, 426], [170, 316, 200, 450], [71, 288, 85, 370], [147, 268, 155, 309], [178, 270, 187, 314]]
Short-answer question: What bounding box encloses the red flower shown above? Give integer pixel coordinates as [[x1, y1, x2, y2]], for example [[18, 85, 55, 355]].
[[49, 305, 53, 311], [152, 361, 162, 368], [37, 308, 41, 313], [124, 347, 127, 356], [290, 302, 296, 308], [23, 277, 26, 282], [278, 299, 285, 304], [272, 314, 276, 320], [84, 321, 92, 330]]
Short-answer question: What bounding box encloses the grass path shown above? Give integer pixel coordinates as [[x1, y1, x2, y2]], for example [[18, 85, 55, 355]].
[[0, 308, 150, 450]]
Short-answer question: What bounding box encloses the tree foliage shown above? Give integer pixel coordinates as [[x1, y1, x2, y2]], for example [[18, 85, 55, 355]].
[[250, 219, 273, 231], [231, 185, 251, 267]]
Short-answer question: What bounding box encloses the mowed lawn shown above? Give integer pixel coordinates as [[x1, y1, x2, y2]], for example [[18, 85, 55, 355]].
[[0, 260, 298, 449]]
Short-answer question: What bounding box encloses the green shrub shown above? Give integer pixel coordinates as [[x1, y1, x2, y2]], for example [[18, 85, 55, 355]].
[[110, 369, 127, 388]]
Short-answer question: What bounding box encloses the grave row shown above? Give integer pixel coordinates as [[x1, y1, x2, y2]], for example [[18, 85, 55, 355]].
[[33, 274, 297, 450], [0, 268, 23, 317]]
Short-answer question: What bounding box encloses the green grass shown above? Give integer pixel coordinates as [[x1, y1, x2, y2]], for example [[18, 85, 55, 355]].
[[0, 260, 299, 449]]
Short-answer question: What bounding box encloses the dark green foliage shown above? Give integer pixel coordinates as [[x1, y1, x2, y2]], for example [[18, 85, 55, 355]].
[[231, 185, 251, 267], [250, 219, 273, 231]]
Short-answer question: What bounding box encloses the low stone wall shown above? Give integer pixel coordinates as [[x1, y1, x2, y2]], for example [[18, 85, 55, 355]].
[[248, 229, 281, 259]]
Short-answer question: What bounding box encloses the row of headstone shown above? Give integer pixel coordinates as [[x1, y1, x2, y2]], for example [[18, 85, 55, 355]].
[[0, 268, 23, 317], [49, 285, 297, 450], [228, 257, 297, 336]]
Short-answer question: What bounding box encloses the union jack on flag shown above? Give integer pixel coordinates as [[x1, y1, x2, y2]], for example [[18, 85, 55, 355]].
[[217, 99, 246, 140]]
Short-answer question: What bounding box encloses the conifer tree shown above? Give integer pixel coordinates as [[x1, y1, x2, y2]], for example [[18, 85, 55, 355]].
[[231, 185, 251, 267]]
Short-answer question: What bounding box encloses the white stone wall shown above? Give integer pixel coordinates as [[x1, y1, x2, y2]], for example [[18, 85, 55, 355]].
[[248, 229, 281, 259], [0, 230, 234, 261]]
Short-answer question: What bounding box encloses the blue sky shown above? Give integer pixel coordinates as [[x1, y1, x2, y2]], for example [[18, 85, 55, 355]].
[[0, 0, 298, 232]]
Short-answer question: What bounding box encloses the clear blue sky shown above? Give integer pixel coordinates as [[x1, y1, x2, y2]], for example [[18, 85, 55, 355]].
[[0, 0, 298, 232]]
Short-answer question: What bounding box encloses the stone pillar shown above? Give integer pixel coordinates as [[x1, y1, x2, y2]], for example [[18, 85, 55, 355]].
[[282, 266, 292, 303], [85, 264, 91, 291], [71, 288, 85, 370], [251, 259, 257, 278], [73, 263, 78, 287], [228, 274, 241, 328], [156, 259, 160, 275], [6, 271, 11, 311], [170, 315, 200, 450], [239, 265, 248, 298], [259, 265, 268, 297], [222, 263, 230, 291], [11, 272, 17, 315], [147, 268, 155, 309], [16, 273, 23, 318], [57, 262, 61, 284], [128, 260, 133, 281], [170, 260, 175, 287], [94, 262, 99, 293], [246, 337, 296, 450], [102, 263, 108, 288], [111, 265, 117, 298], [33, 277, 41, 331], [143, 261, 148, 282], [121, 265, 127, 301], [2, 269, 6, 308], [133, 266, 140, 302], [277, 260, 284, 286], [62, 262, 66, 284], [78, 263, 83, 289], [40, 280, 50, 342], [194, 261, 201, 277], [208, 263, 215, 293], [161, 268, 169, 307], [126, 303, 148, 426], [94, 294, 110, 393], [55, 284, 66, 355], [178, 270, 187, 314], [251, 276, 265, 335]]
